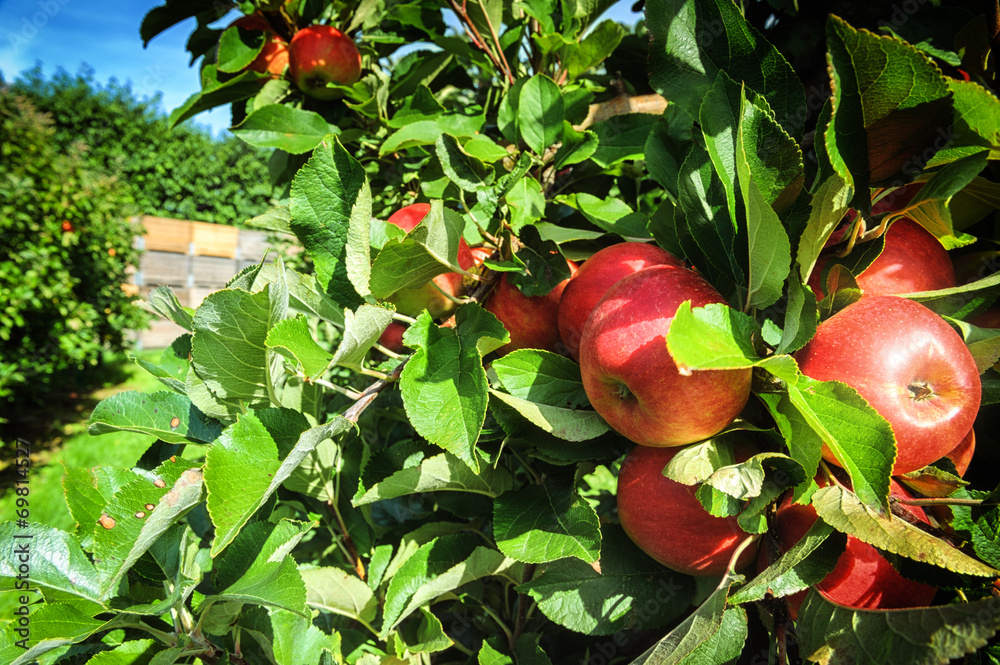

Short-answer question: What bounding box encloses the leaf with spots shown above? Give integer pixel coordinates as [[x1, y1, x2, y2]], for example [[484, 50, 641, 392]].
[[88, 390, 221, 445]]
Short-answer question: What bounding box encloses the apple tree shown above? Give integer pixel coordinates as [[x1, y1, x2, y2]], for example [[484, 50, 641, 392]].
[[6, 0, 1000, 663]]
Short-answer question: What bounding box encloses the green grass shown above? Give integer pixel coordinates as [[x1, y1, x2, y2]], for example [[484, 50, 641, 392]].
[[0, 350, 164, 530]]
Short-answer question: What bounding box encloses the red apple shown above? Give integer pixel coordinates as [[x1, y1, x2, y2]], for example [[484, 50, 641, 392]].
[[943, 427, 975, 477], [772, 479, 937, 619], [557, 242, 684, 361], [378, 321, 408, 354], [232, 16, 289, 76], [794, 296, 980, 475], [484, 260, 579, 356], [384, 203, 475, 319], [578, 265, 752, 447], [617, 443, 759, 576], [969, 308, 1000, 329], [289, 25, 362, 99], [810, 219, 956, 300]]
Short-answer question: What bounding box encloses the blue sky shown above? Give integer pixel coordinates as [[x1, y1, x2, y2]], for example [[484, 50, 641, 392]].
[[0, 0, 642, 137]]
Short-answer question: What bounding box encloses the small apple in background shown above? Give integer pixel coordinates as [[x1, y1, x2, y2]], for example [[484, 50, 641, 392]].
[[378, 321, 408, 354], [557, 242, 684, 361], [809, 219, 957, 300], [289, 25, 362, 99], [794, 296, 980, 475], [772, 479, 937, 619], [579, 265, 752, 447], [484, 260, 579, 356], [617, 443, 759, 576], [969, 308, 1000, 329], [384, 203, 475, 319], [232, 15, 289, 76], [943, 428, 975, 477]]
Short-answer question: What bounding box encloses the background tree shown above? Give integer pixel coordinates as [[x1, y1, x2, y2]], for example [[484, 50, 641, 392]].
[[7, 66, 275, 226]]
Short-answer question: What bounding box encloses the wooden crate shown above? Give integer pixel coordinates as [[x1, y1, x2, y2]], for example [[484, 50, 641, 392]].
[[141, 217, 193, 254], [141, 251, 190, 287], [192, 221, 239, 258], [238, 229, 271, 261], [191, 255, 239, 287]]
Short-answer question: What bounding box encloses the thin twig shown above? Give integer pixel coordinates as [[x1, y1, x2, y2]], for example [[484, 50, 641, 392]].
[[510, 563, 537, 650], [344, 358, 408, 423]]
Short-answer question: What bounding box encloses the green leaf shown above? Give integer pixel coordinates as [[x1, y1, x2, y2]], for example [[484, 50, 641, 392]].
[[290, 136, 372, 306], [301, 567, 377, 624], [797, 590, 1000, 665], [489, 390, 609, 441], [796, 173, 853, 283], [216, 24, 265, 74], [554, 122, 598, 170], [947, 316, 1000, 374], [331, 304, 395, 371], [354, 441, 513, 506], [464, 134, 510, 162], [141, 286, 193, 331], [190, 287, 275, 409], [563, 19, 626, 80], [88, 391, 221, 444], [677, 143, 744, 300], [824, 14, 953, 205], [132, 334, 191, 395], [400, 306, 509, 471], [775, 278, 819, 356], [88, 638, 159, 664], [62, 466, 136, 545], [492, 349, 589, 407], [267, 315, 333, 379], [1, 602, 106, 662], [665, 302, 760, 372], [0, 523, 104, 603], [92, 466, 204, 598], [590, 114, 660, 168], [812, 485, 998, 577], [645, 106, 696, 202], [381, 112, 486, 154], [951, 489, 1000, 569], [270, 608, 338, 665], [518, 524, 694, 636], [646, 0, 806, 137], [493, 475, 601, 564], [436, 134, 494, 193], [209, 519, 312, 616], [370, 202, 468, 299], [785, 374, 894, 511], [507, 225, 573, 296], [518, 75, 564, 155], [899, 152, 988, 247], [205, 412, 351, 556], [381, 534, 515, 635], [505, 176, 547, 232], [168, 65, 267, 129], [675, 607, 747, 665], [629, 573, 740, 664], [929, 79, 1000, 166], [906, 270, 1000, 319], [232, 105, 335, 154], [728, 519, 845, 604]]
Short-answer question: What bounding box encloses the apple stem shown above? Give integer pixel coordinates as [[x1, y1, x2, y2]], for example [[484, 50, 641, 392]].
[[835, 214, 866, 258], [393, 312, 417, 325], [720, 533, 760, 587]]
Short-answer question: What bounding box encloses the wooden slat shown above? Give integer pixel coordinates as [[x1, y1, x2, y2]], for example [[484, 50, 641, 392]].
[[192, 220, 239, 258], [238, 229, 271, 261], [141, 216, 193, 254], [141, 251, 190, 287], [191, 256, 239, 287]]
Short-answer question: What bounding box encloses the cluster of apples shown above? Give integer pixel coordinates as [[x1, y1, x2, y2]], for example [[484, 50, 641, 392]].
[[598, 206, 982, 617], [229, 14, 361, 99], [375, 200, 984, 617]]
